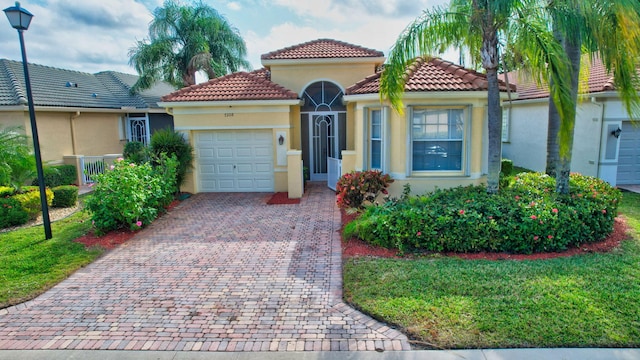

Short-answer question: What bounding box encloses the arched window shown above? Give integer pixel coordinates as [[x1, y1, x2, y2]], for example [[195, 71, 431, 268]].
[[301, 81, 345, 112]]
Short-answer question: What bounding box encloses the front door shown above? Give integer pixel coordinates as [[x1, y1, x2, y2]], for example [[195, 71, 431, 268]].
[[308, 112, 344, 189]]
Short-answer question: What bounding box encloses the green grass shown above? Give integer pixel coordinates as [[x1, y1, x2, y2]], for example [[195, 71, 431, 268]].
[[343, 191, 640, 349], [0, 208, 102, 309]]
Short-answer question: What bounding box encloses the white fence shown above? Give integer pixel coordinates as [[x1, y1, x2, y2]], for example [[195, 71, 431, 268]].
[[80, 156, 106, 184]]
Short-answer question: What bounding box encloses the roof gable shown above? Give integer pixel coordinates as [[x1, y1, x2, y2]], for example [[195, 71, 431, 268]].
[[345, 57, 514, 95], [0, 59, 172, 109], [261, 39, 384, 61], [161, 69, 299, 102]]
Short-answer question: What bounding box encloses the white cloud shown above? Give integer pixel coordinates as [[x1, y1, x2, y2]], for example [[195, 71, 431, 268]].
[[227, 2, 242, 11]]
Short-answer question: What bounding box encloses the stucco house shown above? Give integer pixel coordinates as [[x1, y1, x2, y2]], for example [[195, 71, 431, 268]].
[[502, 58, 640, 187], [0, 59, 175, 184], [159, 39, 512, 198]]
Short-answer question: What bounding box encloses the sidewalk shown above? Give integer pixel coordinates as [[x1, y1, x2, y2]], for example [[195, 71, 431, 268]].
[[1, 348, 639, 360]]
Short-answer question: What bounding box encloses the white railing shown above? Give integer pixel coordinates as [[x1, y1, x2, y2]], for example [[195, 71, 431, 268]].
[[80, 156, 106, 184]]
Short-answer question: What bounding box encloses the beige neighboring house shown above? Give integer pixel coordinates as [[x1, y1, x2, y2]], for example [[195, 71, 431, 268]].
[[0, 59, 174, 185], [502, 58, 640, 186], [159, 39, 513, 198]]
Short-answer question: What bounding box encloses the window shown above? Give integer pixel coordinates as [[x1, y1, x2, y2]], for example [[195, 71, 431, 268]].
[[411, 108, 464, 172], [501, 107, 510, 142], [369, 109, 382, 169]]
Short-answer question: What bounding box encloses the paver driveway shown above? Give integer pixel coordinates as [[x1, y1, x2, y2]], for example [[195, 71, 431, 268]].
[[0, 184, 409, 352]]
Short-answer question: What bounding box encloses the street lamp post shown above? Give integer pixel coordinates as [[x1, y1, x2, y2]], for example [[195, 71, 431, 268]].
[[4, 1, 52, 239]]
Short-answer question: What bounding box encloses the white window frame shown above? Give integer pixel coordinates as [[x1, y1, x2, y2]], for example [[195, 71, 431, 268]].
[[407, 106, 469, 176], [363, 107, 389, 172], [501, 106, 510, 142]]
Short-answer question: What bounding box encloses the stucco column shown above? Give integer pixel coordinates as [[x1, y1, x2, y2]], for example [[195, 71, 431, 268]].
[[287, 150, 303, 199], [341, 150, 357, 175], [63, 155, 83, 186]]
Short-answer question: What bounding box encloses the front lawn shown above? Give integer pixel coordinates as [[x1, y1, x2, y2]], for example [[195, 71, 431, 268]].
[[343, 190, 640, 349], [0, 208, 102, 309]]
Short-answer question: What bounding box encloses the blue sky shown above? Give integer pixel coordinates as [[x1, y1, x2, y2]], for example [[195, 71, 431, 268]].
[[0, 0, 450, 76]]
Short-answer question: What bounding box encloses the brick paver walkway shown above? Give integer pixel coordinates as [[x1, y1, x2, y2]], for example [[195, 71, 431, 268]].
[[0, 184, 409, 352]]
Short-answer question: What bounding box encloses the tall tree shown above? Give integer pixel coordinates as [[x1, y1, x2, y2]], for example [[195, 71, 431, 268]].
[[129, 0, 250, 92], [380, 0, 573, 194], [543, 0, 640, 193]]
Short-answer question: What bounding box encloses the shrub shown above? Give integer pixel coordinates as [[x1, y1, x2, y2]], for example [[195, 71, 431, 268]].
[[0, 186, 14, 197], [85, 155, 178, 234], [51, 185, 78, 208], [123, 141, 149, 164], [501, 158, 514, 176], [0, 197, 29, 228], [336, 170, 394, 210], [12, 187, 54, 220], [347, 173, 621, 254], [149, 129, 193, 190], [33, 164, 78, 187]]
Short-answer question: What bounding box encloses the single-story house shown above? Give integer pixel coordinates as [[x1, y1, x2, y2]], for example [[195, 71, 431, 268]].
[[502, 58, 640, 186], [0, 59, 175, 184], [159, 39, 512, 198]]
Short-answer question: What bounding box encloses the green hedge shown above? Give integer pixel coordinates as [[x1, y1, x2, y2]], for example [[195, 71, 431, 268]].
[[32, 165, 77, 187], [345, 173, 621, 254], [0, 197, 29, 228], [12, 188, 54, 220], [0, 186, 14, 197], [51, 185, 78, 208]]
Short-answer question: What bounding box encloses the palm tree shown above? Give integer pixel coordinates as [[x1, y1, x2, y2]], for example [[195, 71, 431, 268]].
[[0, 126, 35, 192], [129, 0, 250, 92], [380, 0, 573, 194], [543, 0, 640, 193]]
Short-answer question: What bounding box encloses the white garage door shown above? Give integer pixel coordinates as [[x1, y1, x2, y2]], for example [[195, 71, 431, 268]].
[[196, 130, 274, 192], [617, 122, 640, 185]]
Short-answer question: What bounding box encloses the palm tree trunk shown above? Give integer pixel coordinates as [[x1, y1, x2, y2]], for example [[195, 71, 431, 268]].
[[486, 67, 502, 194], [556, 33, 581, 194], [545, 76, 560, 176]]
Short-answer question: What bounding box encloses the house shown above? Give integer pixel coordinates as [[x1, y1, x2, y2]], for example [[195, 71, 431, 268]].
[[159, 39, 512, 198], [501, 58, 640, 186], [0, 59, 175, 184]]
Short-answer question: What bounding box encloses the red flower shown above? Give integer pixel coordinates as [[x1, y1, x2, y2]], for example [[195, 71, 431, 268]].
[[552, 208, 558, 213], [417, 231, 422, 236], [459, 210, 465, 215], [602, 209, 607, 214], [530, 215, 537, 220], [548, 235, 553, 239], [534, 236, 539, 241]]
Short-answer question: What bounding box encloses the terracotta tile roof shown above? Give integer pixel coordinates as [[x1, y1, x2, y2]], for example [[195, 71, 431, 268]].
[[261, 39, 384, 61], [161, 69, 298, 102], [503, 57, 619, 101], [345, 57, 514, 95]]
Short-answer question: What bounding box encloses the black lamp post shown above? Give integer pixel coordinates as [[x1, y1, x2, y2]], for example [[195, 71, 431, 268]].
[[4, 1, 52, 239]]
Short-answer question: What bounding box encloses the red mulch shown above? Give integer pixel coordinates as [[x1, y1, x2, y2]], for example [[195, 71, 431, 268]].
[[267, 192, 300, 205], [74, 199, 181, 250], [341, 210, 632, 260]]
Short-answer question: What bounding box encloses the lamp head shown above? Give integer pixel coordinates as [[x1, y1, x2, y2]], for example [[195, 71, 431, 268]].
[[4, 2, 33, 30]]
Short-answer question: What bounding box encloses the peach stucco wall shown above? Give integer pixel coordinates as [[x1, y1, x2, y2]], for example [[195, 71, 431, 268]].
[[0, 110, 124, 163]]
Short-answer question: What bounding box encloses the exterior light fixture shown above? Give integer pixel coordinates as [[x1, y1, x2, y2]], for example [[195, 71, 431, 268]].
[[611, 127, 622, 138], [4, 1, 52, 239]]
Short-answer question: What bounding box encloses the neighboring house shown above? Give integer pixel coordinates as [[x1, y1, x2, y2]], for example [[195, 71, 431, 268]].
[[159, 39, 512, 198], [0, 59, 175, 183], [502, 58, 640, 186]]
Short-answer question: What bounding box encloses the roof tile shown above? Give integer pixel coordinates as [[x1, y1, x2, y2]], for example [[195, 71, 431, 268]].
[[502, 57, 627, 101], [161, 69, 299, 102], [0, 59, 172, 109], [261, 38, 384, 60], [345, 57, 514, 95]]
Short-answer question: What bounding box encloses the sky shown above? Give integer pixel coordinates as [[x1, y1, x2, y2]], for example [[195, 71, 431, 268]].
[[0, 0, 452, 77]]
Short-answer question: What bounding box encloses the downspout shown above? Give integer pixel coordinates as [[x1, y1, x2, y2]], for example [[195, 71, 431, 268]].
[[70, 111, 80, 155], [590, 97, 604, 177]]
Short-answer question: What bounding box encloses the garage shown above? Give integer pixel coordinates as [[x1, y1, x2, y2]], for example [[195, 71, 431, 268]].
[[196, 130, 274, 192], [617, 121, 640, 185]]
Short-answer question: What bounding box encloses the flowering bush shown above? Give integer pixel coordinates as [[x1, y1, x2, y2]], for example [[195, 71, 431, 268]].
[[85, 155, 178, 234], [345, 172, 621, 254], [336, 170, 393, 210]]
